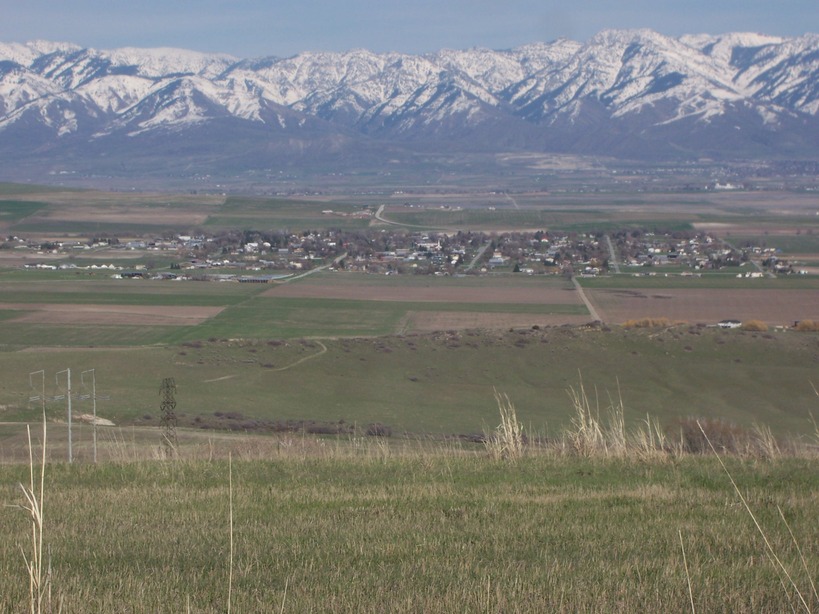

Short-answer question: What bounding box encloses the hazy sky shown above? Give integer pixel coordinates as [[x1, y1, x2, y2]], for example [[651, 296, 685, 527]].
[[2, 0, 816, 58]]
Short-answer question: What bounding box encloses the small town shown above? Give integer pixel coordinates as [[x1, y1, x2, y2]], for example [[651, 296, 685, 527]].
[[4, 226, 804, 280]]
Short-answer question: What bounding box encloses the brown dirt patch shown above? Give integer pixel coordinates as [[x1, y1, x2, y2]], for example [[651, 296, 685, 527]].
[[0, 303, 223, 326], [36, 205, 210, 226], [267, 283, 582, 305], [693, 222, 819, 236], [586, 288, 819, 326], [404, 311, 591, 332]]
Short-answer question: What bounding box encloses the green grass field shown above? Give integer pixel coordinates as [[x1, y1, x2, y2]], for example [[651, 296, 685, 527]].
[[204, 196, 373, 230], [0, 278, 265, 306], [0, 200, 49, 223], [379, 207, 701, 232], [0, 270, 816, 438], [1, 449, 817, 613], [1, 326, 818, 437]]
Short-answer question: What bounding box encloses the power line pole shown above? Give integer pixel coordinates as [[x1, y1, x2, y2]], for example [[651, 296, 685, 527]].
[[81, 369, 97, 464], [56, 368, 72, 463], [159, 377, 178, 457], [29, 370, 46, 419]]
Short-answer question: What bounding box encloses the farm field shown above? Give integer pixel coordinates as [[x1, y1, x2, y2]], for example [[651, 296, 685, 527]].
[[0, 181, 817, 445], [2, 267, 817, 348], [1, 450, 818, 612], [0, 272, 591, 347], [584, 287, 819, 326], [3, 181, 819, 236]]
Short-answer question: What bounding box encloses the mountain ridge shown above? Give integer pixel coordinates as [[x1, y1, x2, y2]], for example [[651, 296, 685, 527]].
[[1, 30, 818, 183]]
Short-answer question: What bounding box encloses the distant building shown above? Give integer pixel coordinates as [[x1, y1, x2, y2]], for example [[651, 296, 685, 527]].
[[488, 251, 506, 266], [718, 319, 742, 329]]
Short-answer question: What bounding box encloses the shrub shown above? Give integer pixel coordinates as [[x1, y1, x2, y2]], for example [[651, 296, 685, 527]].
[[366, 423, 392, 437], [795, 319, 819, 332], [621, 317, 673, 329], [741, 320, 768, 332], [677, 417, 747, 454]]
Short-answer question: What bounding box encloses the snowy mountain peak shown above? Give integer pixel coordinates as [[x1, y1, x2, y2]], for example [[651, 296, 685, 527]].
[[0, 29, 818, 174]]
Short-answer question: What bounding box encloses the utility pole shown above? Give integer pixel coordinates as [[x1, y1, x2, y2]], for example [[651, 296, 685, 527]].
[[29, 370, 45, 412], [81, 369, 97, 463], [159, 377, 178, 457], [56, 368, 72, 463]]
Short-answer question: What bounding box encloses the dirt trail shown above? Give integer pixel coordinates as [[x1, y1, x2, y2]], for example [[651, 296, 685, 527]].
[[572, 277, 603, 323], [271, 341, 327, 372]]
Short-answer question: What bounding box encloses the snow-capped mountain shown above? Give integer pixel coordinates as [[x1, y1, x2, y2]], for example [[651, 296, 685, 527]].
[[1, 30, 818, 180]]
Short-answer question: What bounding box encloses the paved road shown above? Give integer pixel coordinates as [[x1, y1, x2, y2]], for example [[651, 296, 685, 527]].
[[374, 204, 433, 229], [465, 242, 492, 271], [279, 252, 347, 283], [505, 193, 520, 210], [374, 204, 396, 225], [605, 234, 621, 274]]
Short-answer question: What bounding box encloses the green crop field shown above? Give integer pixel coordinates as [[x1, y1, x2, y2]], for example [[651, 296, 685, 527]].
[[0, 272, 590, 348], [0, 278, 265, 306], [169, 295, 584, 341], [0, 323, 174, 347], [0, 201, 50, 222], [204, 196, 375, 230]]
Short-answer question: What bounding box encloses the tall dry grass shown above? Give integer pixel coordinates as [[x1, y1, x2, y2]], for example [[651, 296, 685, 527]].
[[483, 389, 525, 461], [562, 375, 630, 457], [15, 419, 51, 613], [621, 317, 681, 329]]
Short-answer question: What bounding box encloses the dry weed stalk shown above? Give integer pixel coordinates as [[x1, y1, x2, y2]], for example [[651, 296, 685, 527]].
[[751, 423, 780, 460], [633, 414, 669, 458], [565, 375, 628, 457], [565, 377, 605, 456], [17, 419, 50, 614], [227, 452, 234, 614], [679, 529, 696, 614], [484, 390, 525, 461], [811, 382, 819, 446]]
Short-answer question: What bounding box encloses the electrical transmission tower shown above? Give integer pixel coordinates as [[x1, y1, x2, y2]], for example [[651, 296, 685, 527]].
[[159, 377, 178, 457]]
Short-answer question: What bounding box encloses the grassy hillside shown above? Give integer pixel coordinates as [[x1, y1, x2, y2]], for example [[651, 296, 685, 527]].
[[1, 450, 817, 612], [1, 326, 817, 442]]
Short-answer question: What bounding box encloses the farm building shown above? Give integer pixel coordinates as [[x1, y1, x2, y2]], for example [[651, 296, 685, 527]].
[[718, 319, 742, 329]]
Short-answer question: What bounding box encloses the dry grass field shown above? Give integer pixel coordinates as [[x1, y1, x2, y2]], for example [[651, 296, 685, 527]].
[[0, 303, 224, 326], [586, 288, 819, 326], [402, 310, 591, 331], [268, 275, 582, 305]]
